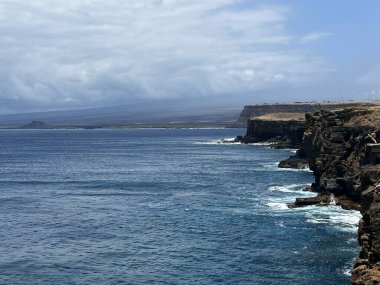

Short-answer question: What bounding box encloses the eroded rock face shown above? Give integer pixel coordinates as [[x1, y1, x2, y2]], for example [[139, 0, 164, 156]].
[[352, 166, 380, 285], [301, 109, 372, 202], [242, 106, 380, 281], [278, 155, 309, 169], [240, 117, 306, 149], [283, 107, 380, 284]]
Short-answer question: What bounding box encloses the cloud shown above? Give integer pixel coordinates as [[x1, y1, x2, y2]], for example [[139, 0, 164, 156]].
[[0, 0, 329, 113], [299, 32, 332, 44]]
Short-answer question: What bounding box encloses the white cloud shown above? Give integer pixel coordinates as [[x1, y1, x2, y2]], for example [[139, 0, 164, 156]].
[[0, 0, 329, 112], [299, 32, 332, 44]]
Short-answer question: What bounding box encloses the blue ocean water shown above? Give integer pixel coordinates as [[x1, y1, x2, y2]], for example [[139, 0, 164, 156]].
[[0, 128, 360, 285]]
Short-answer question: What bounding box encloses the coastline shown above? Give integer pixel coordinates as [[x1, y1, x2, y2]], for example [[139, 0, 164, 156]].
[[237, 107, 380, 284]]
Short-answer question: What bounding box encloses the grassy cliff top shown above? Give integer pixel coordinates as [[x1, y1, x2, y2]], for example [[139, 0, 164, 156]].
[[343, 106, 380, 127], [244, 101, 380, 107], [252, 112, 305, 121]]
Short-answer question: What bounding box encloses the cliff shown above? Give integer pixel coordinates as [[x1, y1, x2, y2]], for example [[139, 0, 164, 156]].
[[235, 102, 379, 127], [301, 108, 373, 204], [281, 107, 380, 284], [354, 165, 380, 284], [239, 112, 306, 149]]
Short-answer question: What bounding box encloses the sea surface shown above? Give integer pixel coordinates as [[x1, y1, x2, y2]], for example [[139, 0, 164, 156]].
[[0, 128, 361, 285]]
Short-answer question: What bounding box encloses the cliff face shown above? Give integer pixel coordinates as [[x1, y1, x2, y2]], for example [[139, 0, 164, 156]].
[[236, 102, 379, 127], [241, 113, 305, 148], [291, 107, 380, 284], [301, 109, 372, 201], [354, 165, 380, 284]]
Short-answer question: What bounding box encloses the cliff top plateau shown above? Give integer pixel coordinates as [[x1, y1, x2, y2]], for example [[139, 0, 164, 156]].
[[253, 112, 305, 122], [236, 101, 380, 127]]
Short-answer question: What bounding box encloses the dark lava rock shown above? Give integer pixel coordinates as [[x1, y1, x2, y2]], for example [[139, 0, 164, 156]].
[[288, 194, 331, 208], [244, 117, 305, 149], [353, 166, 380, 284], [283, 107, 380, 283], [278, 155, 309, 169]]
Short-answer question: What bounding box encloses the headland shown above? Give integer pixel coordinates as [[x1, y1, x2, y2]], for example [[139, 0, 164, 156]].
[[238, 105, 380, 284]]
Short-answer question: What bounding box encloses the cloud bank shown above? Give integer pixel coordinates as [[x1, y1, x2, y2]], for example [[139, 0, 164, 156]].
[[0, 0, 330, 113]]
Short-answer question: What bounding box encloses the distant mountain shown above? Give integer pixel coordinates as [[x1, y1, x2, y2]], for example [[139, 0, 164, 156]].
[[0, 99, 242, 128], [20, 121, 51, 129]]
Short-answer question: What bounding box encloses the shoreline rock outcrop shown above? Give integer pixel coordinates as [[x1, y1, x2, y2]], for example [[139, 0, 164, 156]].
[[239, 105, 380, 282], [352, 165, 380, 284], [274, 107, 380, 284], [238, 112, 306, 149]]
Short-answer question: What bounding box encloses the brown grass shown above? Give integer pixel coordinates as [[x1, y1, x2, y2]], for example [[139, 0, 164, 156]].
[[253, 112, 305, 121]]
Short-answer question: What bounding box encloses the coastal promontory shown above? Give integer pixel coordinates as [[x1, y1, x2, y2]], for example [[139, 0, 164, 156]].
[[240, 105, 380, 283]]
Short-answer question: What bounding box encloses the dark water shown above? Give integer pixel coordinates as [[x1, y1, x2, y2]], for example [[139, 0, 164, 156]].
[[0, 129, 360, 284]]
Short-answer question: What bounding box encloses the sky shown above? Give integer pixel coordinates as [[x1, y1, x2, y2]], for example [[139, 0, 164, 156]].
[[0, 0, 379, 114]]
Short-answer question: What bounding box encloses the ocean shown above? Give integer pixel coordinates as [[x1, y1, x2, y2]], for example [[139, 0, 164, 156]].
[[0, 128, 360, 284]]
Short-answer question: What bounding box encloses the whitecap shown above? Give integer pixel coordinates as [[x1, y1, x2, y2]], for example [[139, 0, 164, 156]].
[[193, 138, 241, 145], [266, 202, 289, 211], [305, 205, 361, 232], [256, 162, 312, 172], [342, 267, 352, 277], [251, 142, 275, 146], [279, 167, 313, 173], [276, 221, 287, 228], [341, 259, 356, 277], [184, 127, 227, 130], [268, 183, 313, 195], [220, 137, 239, 143], [346, 238, 357, 244]]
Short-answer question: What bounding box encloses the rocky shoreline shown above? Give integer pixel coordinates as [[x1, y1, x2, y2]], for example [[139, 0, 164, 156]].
[[239, 107, 380, 284]]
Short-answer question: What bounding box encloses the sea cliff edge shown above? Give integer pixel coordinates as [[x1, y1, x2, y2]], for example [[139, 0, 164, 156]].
[[238, 107, 380, 284]]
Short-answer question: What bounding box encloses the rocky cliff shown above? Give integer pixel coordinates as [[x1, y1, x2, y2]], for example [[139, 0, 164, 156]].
[[354, 165, 380, 284], [282, 107, 380, 284], [235, 102, 379, 127], [301, 108, 372, 205], [239, 112, 306, 149]]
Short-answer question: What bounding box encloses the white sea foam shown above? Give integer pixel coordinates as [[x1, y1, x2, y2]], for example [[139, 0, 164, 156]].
[[267, 183, 362, 233], [342, 267, 352, 277], [266, 183, 314, 212], [279, 167, 313, 173], [193, 138, 240, 145], [305, 205, 361, 232], [268, 183, 312, 195], [256, 162, 312, 172], [193, 140, 221, 145], [266, 202, 289, 211], [346, 238, 357, 244], [251, 142, 275, 146], [341, 259, 356, 277], [276, 221, 287, 228], [220, 137, 239, 143], [183, 127, 227, 130]]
